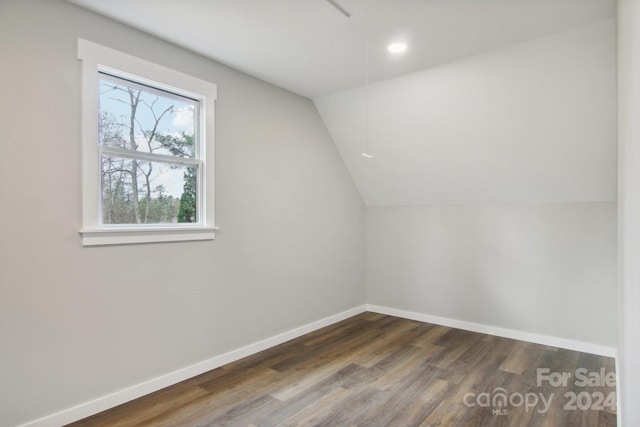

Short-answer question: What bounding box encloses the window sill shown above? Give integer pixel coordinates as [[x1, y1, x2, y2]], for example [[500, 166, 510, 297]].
[[79, 226, 218, 246]]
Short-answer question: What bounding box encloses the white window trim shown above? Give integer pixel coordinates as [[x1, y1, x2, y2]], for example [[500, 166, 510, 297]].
[[77, 38, 217, 246]]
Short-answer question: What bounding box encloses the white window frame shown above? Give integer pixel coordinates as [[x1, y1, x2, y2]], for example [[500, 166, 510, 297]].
[[77, 38, 217, 246]]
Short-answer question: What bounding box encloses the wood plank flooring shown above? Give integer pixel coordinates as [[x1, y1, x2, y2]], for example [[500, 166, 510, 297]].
[[68, 313, 616, 426]]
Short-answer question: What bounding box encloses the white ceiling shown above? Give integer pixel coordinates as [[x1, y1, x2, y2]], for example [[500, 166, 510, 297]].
[[315, 19, 617, 206], [67, 0, 615, 98], [67, 0, 616, 207]]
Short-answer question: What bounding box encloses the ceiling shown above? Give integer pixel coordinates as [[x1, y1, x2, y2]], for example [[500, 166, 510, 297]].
[[67, 0, 615, 99], [67, 0, 616, 207], [315, 18, 617, 206]]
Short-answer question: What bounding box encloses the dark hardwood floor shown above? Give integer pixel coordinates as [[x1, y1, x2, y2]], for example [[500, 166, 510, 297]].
[[68, 313, 616, 426]]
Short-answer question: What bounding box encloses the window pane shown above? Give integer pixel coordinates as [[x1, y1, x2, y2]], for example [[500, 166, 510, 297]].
[[101, 155, 198, 224], [99, 75, 196, 158]]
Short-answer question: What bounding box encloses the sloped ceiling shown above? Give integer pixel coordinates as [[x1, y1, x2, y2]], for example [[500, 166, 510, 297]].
[[67, 0, 617, 207], [315, 19, 617, 206], [67, 0, 614, 98]]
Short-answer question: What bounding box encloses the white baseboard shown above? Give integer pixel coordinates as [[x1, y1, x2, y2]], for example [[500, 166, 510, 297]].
[[366, 304, 617, 358], [18, 303, 616, 427], [17, 305, 367, 427]]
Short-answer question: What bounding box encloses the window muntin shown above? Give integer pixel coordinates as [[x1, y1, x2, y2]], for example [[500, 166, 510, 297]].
[[98, 72, 201, 226]]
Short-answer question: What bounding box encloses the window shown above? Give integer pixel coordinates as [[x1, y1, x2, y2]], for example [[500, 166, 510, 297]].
[[98, 73, 201, 225], [78, 39, 217, 246]]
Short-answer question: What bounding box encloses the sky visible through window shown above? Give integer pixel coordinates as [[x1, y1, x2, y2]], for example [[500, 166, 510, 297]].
[[100, 79, 196, 197], [98, 75, 199, 224]]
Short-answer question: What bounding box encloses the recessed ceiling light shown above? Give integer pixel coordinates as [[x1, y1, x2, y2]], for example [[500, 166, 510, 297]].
[[388, 42, 407, 53]]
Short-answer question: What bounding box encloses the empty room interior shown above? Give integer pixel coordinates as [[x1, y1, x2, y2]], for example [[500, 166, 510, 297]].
[[2, 0, 640, 426]]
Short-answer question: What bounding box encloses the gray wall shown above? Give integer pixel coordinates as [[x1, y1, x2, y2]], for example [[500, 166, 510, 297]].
[[367, 204, 617, 347], [618, 1, 640, 424], [0, 1, 365, 426], [317, 19, 618, 354], [357, 19, 618, 351]]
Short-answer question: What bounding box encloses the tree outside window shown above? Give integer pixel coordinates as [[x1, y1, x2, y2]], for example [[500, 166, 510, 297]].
[[98, 74, 200, 225]]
